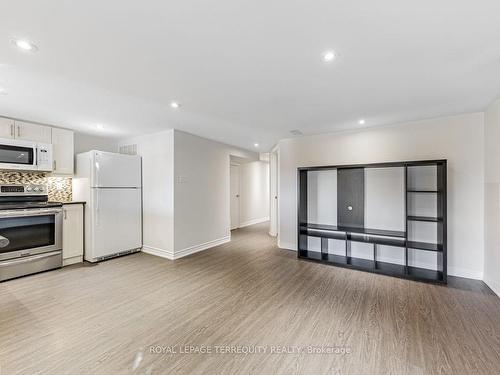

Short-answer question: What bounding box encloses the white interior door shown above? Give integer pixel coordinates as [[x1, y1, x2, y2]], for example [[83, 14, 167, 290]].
[[230, 164, 240, 230], [269, 151, 278, 236], [90, 188, 142, 260]]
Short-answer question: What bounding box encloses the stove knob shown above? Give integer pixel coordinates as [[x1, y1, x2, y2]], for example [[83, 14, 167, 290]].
[[33, 187, 40, 192], [39, 187, 44, 192], [26, 187, 33, 192]]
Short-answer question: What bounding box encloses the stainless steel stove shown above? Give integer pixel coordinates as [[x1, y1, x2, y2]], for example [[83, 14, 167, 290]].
[[0, 184, 63, 281]]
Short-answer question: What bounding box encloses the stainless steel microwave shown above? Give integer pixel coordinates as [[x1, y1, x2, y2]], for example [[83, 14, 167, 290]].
[[0, 138, 53, 172]]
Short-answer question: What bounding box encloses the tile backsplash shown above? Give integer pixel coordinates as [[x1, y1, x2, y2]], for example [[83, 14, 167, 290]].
[[0, 171, 72, 202], [46, 176, 73, 202]]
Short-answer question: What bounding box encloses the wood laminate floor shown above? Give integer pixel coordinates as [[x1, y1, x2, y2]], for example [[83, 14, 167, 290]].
[[1, 222, 499, 374]]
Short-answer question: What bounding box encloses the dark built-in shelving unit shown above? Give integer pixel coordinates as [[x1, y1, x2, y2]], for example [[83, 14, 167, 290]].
[[297, 160, 447, 283]]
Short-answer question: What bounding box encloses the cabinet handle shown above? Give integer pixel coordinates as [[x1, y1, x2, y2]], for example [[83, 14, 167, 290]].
[[10, 124, 14, 137], [17, 125, 20, 138], [64, 209, 67, 220], [53, 160, 57, 171]]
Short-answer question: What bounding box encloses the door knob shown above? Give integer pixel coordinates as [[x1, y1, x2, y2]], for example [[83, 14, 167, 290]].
[[236, 194, 240, 198]]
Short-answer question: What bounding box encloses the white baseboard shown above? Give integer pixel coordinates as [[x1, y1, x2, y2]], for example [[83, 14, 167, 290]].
[[174, 236, 230, 259], [239, 217, 270, 228], [142, 245, 174, 260], [63, 255, 83, 267], [448, 266, 483, 280], [483, 276, 500, 297], [142, 236, 231, 260], [278, 241, 296, 251]]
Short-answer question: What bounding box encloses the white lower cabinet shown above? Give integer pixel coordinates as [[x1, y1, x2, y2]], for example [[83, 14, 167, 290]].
[[62, 204, 84, 266]]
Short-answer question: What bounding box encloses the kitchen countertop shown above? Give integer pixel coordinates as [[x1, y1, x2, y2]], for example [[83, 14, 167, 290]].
[[50, 201, 86, 205]]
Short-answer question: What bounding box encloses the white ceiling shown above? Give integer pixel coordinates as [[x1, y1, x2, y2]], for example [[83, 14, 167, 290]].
[[0, 1, 499, 151]]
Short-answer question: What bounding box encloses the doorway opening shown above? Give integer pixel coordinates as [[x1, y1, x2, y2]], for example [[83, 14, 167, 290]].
[[229, 155, 270, 232]]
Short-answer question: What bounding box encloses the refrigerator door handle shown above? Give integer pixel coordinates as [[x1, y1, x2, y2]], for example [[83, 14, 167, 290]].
[[95, 189, 100, 227], [94, 156, 100, 187]]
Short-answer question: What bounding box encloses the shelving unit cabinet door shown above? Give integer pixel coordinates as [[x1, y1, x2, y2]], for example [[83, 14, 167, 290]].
[[0, 117, 15, 139], [337, 168, 364, 228], [51, 128, 74, 175], [14, 121, 52, 143], [62, 204, 84, 262], [297, 170, 309, 251]]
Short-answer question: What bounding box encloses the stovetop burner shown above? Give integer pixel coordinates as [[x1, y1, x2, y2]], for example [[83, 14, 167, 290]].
[[0, 184, 62, 210]]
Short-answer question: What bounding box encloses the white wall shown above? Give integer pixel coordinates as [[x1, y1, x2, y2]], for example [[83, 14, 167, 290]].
[[119, 130, 175, 257], [173, 130, 259, 256], [121, 129, 258, 259], [278, 113, 485, 279], [307, 170, 338, 225], [365, 167, 405, 231], [239, 161, 270, 227], [484, 97, 500, 295], [74, 132, 119, 154]]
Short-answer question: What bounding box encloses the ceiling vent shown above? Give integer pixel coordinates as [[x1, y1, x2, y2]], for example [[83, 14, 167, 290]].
[[119, 144, 137, 155], [290, 129, 303, 136]]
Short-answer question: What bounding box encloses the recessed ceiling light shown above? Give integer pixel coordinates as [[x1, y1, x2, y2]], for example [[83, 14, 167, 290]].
[[170, 101, 180, 109], [322, 50, 336, 62], [0, 87, 7, 95], [358, 119, 366, 125], [12, 39, 38, 52], [95, 124, 105, 130], [254, 143, 259, 148]]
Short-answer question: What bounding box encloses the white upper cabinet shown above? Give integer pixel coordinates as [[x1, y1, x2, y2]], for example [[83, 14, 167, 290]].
[[14, 121, 52, 143], [0, 117, 74, 175], [51, 128, 74, 175], [0, 117, 15, 139]]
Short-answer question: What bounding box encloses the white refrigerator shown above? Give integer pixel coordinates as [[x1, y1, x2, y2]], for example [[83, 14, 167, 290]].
[[73, 150, 142, 262]]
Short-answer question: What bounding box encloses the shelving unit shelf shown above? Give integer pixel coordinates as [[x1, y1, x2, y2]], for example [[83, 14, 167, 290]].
[[407, 190, 440, 193], [298, 159, 447, 283]]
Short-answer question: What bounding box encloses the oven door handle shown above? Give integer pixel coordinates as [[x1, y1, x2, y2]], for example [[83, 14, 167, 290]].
[[0, 251, 61, 267], [0, 209, 62, 218]]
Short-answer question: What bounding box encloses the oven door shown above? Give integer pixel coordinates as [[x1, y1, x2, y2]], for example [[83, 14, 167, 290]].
[[0, 208, 62, 261], [0, 138, 37, 171]]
